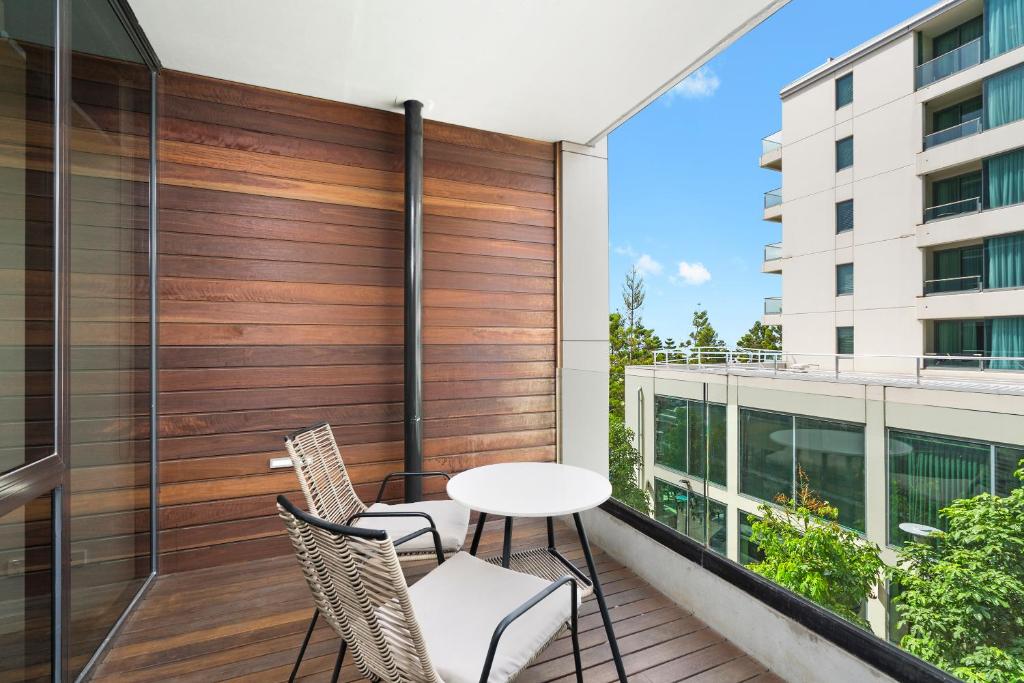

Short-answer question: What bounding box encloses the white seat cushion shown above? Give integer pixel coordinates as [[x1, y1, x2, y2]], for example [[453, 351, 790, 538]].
[[356, 500, 470, 554], [407, 552, 576, 683]]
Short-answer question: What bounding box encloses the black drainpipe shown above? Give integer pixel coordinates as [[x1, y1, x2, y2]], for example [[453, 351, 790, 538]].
[[403, 99, 424, 502]]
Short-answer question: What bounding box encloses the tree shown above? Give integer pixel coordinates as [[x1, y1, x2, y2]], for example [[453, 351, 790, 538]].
[[889, 462, 1024, 682], [736, 321, 781, 351], [684, 308, 727, 362], [609, 414, 650, 513], [749, 468, 883, 628], [609, 268, 664, 418]]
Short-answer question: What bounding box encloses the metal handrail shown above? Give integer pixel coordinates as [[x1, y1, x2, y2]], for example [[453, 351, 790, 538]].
[[761, 132, 782, 155], [915, 37, 982, 89], [923, 116, 982, 150], [651, 348, 1024, 381], [764, 188, 782, 209], [923, 274, 982, 295], [763, 242, 783, 261], [923, 196, 981, 223], [763, 296, 782, 314]]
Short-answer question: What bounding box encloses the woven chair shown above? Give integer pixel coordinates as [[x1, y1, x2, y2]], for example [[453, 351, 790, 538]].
[[283, 422, 471, 680], [277, 494, 583, 683]]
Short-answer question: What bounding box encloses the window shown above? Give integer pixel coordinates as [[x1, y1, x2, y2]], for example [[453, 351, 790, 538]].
[[835, 73, 853, 109], [930, 245, 982, 293], [984, 148, 1024, 210], [654, 479, 727, 554], [932, 95, 982, 132], [654, 395, 727, 485], [738, 510, 765, 566], [835, 136, 853, 170], [932, 15, 983, 59], [835, 199, 854, 233], [836, 326, 854, 354], [888, 430, 1024, 545], [836, 263, 854, 296], [740, 408, 866, 531]]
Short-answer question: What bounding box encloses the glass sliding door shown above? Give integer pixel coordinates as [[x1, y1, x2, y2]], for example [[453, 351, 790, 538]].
[[68, 0, 154, 676], [0, 2, 57, 681]]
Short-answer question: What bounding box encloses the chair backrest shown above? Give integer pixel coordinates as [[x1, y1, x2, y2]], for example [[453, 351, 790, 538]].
[[277, 495, 439, 683], [285, 422, 366, 523]]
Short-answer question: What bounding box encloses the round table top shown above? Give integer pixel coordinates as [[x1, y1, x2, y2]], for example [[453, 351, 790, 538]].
[[446, 462, 612, 517]]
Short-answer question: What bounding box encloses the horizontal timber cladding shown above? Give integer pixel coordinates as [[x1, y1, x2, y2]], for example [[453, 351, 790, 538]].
[[156, 71, 557, 572]]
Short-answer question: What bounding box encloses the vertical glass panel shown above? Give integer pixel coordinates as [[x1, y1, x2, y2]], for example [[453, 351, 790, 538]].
[[68, 0, 152, 676], [0, 492, 53, 683], [835, 73, 853, 109], [0, 0, 55, 476], [835, 199, 854, 233], [985, 149, 1024, 209], [835, 136, 854, 170], [739, 409, 793, 503], [986, 0, 1024, 58], [989, 316, 1024, 369], [836, 263, 854, 295], [985, 232, 1024, 289], [654, 395, 686, 473], [985, 64, 1024, 129], [653, 479, 726, 554], [836, 326, 855, 354], [995, 445, 1024, 495], [888, 431, 991, 545], [707, 403, 727, 486], [737, 510, 764, 566], [795, 417, 866, 531]]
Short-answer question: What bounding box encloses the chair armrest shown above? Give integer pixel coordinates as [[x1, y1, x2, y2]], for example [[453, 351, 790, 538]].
[[346, 511, 437, 530], [375, 471, 451, 503], [392, 526, 446, 565], [478, 576, 578, 683]]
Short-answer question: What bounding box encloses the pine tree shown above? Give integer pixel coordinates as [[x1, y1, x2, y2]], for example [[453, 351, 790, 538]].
[[684, 307, 726, 361], [737, 321, 782, 351]]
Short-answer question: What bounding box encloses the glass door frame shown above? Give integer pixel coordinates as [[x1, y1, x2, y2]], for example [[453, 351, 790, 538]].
[[0, 1, 160, 680]]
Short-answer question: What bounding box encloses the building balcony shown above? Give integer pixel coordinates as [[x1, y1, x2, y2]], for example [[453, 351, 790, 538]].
[[918, 285, 1024, 321], [760, 131, 782, 170], [915, 36, 982, 89], [763, 188, 782, 222], [923, 116, 982, 150], [923, 273, 982, 295], [923, 196, 981, 223], [762, 242, 783, 273]]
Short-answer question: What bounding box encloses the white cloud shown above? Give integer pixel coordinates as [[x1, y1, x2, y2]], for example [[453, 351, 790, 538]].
[[614, 243, 637, 257], [667, 66, 721, 101], [676, 261, 712, 285], [635, 254, 663, 276]]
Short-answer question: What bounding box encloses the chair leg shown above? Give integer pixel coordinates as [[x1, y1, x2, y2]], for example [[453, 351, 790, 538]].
[[570, 595, 583, 682], [288, 608, 319, 682], [330, 639, 347, 683]]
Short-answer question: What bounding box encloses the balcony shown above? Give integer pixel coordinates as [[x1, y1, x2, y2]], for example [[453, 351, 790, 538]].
[[923, 196, 981, 222], [763, 242, 783, 273], [915, 36, 982, 89], [923, 116, 982, 149], [923, 273, 982, 295], [760, 131, 782, 170], [763, 188, 782, 222]]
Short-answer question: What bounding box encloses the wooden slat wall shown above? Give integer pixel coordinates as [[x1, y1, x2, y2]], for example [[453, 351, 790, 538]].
[[156, 71, 558, 572]]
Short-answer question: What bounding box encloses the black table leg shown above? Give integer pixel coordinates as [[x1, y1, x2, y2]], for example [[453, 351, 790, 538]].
[[573, 512, 627, 683], [502, 516, 514, 567], [469, 512, 488, 555], [546, 516, 555, 549]]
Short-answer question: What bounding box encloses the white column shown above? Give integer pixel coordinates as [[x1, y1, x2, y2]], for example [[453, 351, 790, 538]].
[[559, 139, 609, 477]]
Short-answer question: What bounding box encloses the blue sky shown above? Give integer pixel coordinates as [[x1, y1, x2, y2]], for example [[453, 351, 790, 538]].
[[608, 0, 937, 346]]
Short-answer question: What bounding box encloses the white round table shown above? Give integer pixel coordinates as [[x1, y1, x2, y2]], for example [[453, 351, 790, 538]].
[[446, 462, 626, 682]]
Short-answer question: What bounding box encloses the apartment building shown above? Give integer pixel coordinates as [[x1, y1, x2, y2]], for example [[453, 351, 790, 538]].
[[626, 0, 1024, 640], [761, 0, 1024, 373]]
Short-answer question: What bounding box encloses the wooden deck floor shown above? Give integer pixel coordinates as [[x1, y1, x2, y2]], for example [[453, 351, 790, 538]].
[[93, 515, 784, 683]]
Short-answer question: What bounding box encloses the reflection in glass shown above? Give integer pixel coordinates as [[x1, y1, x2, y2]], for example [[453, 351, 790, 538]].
[[794, 417, 865, 532], [0, 493, 53, 682], [654, 395, 726, 485], [739, 409, 792, 503], [654, 479, 727, 554], [68, 0, 152, 675], [737, 510, 764, 566]]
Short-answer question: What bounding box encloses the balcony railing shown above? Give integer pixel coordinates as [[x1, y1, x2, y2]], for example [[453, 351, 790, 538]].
[[923, 274, 982, 295], [761, 132, 782, 155], [923, 196, 981, 222], [764, 296, 782, 315], [923, 116, 982, 150], [764, 188, 782, 209], [915, 37, 982, 88], [764, 242, 782, 261]]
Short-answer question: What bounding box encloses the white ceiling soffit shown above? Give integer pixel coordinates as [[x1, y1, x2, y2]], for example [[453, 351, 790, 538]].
[[128, 0, 787, 144]]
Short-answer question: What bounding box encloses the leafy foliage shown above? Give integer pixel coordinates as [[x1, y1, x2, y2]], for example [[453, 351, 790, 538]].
[[736, 321, 782, 351], [609, 414, 651, 513], [889, 462, 1024, 682], [749, 469, 882, 628], [685, 308, 727, 357], [609, 268, 664, 418]]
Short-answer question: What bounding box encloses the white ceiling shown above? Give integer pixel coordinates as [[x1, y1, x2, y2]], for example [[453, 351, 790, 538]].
[[128, 0, 785, 144]]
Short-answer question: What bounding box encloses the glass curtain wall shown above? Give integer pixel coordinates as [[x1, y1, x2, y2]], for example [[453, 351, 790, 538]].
[[653, 395, 726, 486], [984, 64, 1024, 128], [654, 479, 727, 554]]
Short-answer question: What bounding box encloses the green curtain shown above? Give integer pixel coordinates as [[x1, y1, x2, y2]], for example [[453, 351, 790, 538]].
[[990, 316, 1024, 368], [933, 249, 961, 293], [889, 431, 990, 544], [935, 320, 961, 355], [985, 232, 1024, 288], [986, 149, 1024, 208], [986, 0, 1024, 58], [985, 64, 1024, 129]]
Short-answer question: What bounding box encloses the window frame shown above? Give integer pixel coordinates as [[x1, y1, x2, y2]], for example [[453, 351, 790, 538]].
[[835, 199, 854, 233], [836, 262, 854, 296], [836, 136, 854, 171], [835, 72, 853, 109], [836, 326, 855, 354]]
